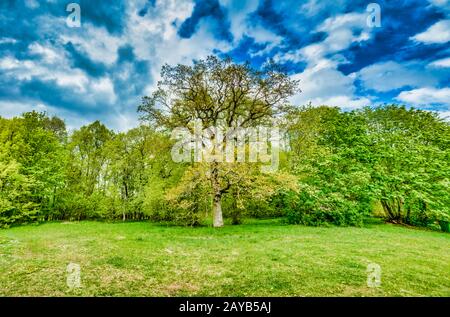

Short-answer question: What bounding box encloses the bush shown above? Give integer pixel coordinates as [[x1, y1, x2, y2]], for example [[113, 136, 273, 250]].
[[282, 190, 367, 226], [439, 221, 450, 233], [162, 169, 209, 226], [430, 209, 450, 232], [145, 197, 175, 222], [0, 159, 38, 227], [222, 195, 283, 225]]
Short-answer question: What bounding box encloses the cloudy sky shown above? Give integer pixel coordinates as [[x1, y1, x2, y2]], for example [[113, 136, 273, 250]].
[[0, 0, 449, 131]]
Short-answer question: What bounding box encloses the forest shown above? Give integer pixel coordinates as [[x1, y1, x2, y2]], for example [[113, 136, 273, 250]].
[[0, 57, 449, 232]]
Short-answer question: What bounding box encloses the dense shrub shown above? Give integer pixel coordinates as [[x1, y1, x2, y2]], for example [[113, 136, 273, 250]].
[[163, 168, 209, 226], [282, 190, 367, 226], [0, 159, 38, 227], [222, 194, 284, 224]]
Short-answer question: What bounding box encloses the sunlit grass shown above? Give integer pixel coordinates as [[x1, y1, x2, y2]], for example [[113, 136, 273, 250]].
[[0, 219, 449, 296]]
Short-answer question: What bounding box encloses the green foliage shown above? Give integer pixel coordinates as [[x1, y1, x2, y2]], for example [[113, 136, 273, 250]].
[[0, 103, 448, 231], [283, 105, 449, 229], [364, 106, 450, 226], [222, 169, 299, 224], [0, 112, 65, 226], [164, 166, 210, 226], [0, 158, 37, 227], [284, 107, 372, 226], [281, 189, 366, 227]]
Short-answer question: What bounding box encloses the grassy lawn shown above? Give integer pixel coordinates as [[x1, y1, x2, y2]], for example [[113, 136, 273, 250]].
[[0, 219, 449, 297]]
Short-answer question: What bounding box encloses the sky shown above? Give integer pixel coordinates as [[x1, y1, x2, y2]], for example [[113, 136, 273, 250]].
[[0, 0, 449, 131]]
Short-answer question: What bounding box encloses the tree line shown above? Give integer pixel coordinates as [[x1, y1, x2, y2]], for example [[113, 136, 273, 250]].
[[0, 56, 449, 231]]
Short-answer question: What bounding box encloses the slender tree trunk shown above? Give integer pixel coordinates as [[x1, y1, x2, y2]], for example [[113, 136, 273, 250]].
[[397, 198, 404, 222], [213, 192, 224, 227], [381, 200, 395, 221], [123, 180, 128, 222], [211, 162, 224, 228], [406, 205, 411, 224]]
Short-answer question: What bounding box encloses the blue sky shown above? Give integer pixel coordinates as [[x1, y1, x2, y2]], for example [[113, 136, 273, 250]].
[[0, 0, 449, 130]]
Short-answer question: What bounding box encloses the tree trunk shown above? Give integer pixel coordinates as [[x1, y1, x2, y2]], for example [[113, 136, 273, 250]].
[[213, 193, 224, 227], [405, 205, 411, 224], [211, 162, 224, 228], [122, 180, 128, 222], [397, 198, 404, 222], [381, 200, 395, 221]]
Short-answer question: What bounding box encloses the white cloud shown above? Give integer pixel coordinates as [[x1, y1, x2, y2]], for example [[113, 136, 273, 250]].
[[2, 0, 238, 131], [290, 60, 371, 109], [24, 0, 39, 9], [0, 100, 90, 131], [90, 77, 117, 105], [52, 72, 89, 92], [60, 24, 123, 65], [429, 57, 450, 68], [28, 43, 63, 64], [437, 110, 450, 121], [397, 87, 450, 106], [356, 61, 438, 92], [429, 0, 449, 5], [428, 0, 450, 10], [0, 54, 117, 113], [277, 12, 371, 65], [125, 0, 232, 65], [411, 20, 450, 44], [0, 37, 17, 44], [300, 0, 349, 17], [291, 94, 371, 109], [317, 12, 367, 32], [222, 0, 282, 55], [0, 99, 136, 132], [316, 12, 370, 56], [125, 0, 195, 61], [0, 0, 238, 131], [124, 0, 232, 94], [247, 26, 283, 57], [281, 11, 376, 110], [110, 112, 140, 132], [0, 101, 39, 118], [0, 56, 89, 92], [311, 95, 371, 109], [221, 0, 260, 40], [0, 56, 21, 70]]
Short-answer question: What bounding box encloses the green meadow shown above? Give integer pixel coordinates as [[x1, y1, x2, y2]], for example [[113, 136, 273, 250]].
[[1, 219, 448, 297]]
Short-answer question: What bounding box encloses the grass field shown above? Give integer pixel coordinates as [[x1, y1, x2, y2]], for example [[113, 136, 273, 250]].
[[0, 219, 449, 297]]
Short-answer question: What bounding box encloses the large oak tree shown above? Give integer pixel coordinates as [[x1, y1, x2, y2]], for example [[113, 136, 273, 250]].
[[138, 56, 299, 227]]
